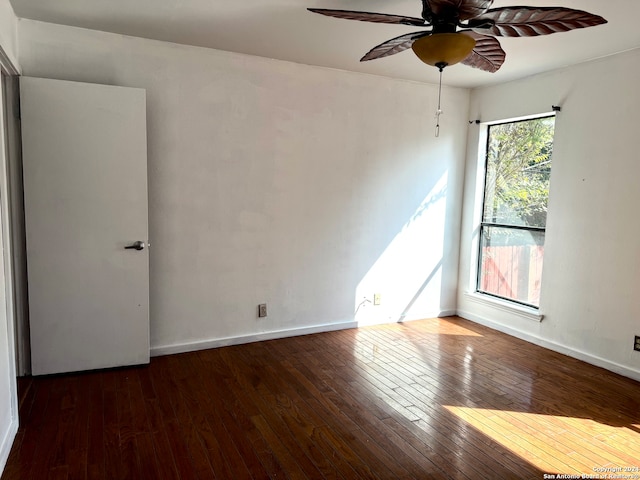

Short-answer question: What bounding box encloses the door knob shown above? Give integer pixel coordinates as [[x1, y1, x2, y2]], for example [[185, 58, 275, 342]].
[[124, 240, 145, 251]]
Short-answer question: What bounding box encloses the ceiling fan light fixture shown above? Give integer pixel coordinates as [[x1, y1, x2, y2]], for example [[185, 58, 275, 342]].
[[411, 33, 476, 69]]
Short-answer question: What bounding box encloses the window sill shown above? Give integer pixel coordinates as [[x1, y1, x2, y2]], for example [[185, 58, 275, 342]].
[[463, 292, 544, 323]]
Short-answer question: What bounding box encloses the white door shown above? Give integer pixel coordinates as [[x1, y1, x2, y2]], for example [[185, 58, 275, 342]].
[[20, 77, 149, 376]]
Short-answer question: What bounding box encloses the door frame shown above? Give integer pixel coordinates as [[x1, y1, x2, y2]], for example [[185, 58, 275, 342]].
[[2, 72, 27, 377], [0, 43, 26, 377], [0, 45, 20, 456]]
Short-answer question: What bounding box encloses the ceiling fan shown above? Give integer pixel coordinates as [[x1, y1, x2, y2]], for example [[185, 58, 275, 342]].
[[308, 0, 607, 73]]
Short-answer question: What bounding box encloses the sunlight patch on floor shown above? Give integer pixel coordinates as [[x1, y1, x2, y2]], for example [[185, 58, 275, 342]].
[[444, 406, 640, 475], [410, 320, 483, 337]]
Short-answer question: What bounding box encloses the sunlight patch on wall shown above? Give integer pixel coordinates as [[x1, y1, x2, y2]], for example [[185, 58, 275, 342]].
[[444, 405, 640, 475], [355, 173, 448, 326]]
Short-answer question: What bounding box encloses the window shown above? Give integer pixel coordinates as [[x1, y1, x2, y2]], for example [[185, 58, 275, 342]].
[[477, 116, 555, 308]]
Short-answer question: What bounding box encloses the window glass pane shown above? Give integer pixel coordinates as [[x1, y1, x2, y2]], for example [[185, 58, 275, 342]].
[[478, 226, 545, 307], [482, 117, 555, 228]]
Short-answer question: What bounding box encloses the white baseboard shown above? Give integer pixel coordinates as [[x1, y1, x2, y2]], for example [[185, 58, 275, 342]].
[[151, 311, 461, 358], [151, 320, 359, 357], [458, 309, 640, 383], [0, 417, 18, 475]]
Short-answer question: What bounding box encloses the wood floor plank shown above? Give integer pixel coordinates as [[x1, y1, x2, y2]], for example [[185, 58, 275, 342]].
[[116, 371, 140, 479], [227, 346, 362, 480], [102, 371, 124, 480], [4, 316, 640, 480], [259, 341, 401, 476], [251, 413, 310, 480], [27, 378, 67, 480], [163, 356, 221, 479], [310, 353, 514, 479], [290, 333, 520, 479], [218, 347, 327, 479], [128, 370, 166, 480], [66, 376, 90, 480], [194, 350, 272, 478], [149, 357, 201, 479], [143, 399, 181, 480]]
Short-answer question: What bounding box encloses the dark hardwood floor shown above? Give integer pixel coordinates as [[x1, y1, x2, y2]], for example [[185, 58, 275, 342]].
[[3, 316, 640, 479]]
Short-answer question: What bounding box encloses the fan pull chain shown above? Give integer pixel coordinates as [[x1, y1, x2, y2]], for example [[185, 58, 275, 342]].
[[435, 65, 444, 138]]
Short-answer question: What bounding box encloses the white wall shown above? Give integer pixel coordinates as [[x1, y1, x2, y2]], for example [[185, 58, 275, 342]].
[[0, 0, 18, 70], [458, 48, 640, 381], [17, 20, 470, 354]]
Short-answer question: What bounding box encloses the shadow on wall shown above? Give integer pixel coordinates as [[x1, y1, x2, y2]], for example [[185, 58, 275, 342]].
[[355, 172, 449, 326]]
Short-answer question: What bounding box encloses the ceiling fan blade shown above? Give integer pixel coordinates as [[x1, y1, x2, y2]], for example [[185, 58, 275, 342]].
[[460, 31, 505, 72], [361, 31, 432, 61], [473, 7, 607, 37], [426, 0, 494, 21], [307, 9, 426, 26]]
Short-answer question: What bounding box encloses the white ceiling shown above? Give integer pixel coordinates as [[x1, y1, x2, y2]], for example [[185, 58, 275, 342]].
[[9, 0, 640, 88]]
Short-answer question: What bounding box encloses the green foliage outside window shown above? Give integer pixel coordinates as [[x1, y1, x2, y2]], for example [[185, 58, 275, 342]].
[[483, 117, 555, 230]]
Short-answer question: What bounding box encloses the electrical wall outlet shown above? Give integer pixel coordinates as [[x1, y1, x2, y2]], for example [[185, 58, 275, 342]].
[[258, 303, 267, 318], [634, 336, 640, 352], [373, 293, 381, 306]]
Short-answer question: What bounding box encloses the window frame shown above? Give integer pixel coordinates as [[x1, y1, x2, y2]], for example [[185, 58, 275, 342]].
[[474, 114, 556, 309]]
